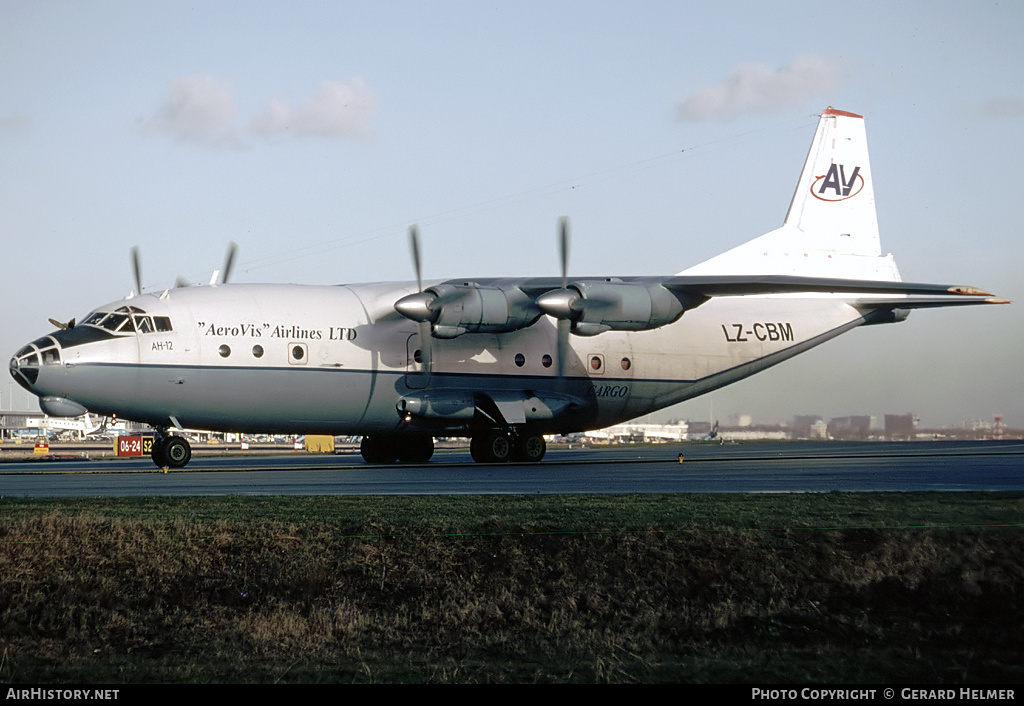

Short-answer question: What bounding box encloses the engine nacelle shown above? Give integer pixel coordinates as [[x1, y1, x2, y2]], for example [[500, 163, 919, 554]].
[[397, 389, 583, 424], [565, 280, 691, 334], [428, 283, 542, 338]]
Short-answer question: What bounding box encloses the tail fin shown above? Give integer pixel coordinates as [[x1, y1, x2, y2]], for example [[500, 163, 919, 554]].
[[784, 108, 879, 255], [681, 108, 900, 282]]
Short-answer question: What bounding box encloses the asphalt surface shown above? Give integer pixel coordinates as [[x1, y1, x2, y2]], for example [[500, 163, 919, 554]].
[[1, 440, 1021, 497]]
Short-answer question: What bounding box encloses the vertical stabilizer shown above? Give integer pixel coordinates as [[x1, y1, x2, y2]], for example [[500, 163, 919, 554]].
[[783, 108, 879, 256], [682, 108, 899, 282]]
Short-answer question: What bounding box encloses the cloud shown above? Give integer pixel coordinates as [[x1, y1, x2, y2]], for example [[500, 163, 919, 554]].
[[982, 98, 1024, 118], [678, 54, 845, 121], [141, 76, 241, 148], [0, 112, 31, 135], [251, 78, 379, 139]]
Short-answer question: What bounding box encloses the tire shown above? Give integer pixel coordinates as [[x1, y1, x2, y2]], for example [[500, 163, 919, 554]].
[[470, 431, 512, 463], [162, 436, 192, 469], [360, 435, 398, 464], [150, 440, 167, 468], [396, 435, 434, 463], [513, 434, 546, 463]]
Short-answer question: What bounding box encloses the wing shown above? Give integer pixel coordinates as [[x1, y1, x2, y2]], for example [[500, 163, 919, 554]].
[[394, 274, 1006, 339]]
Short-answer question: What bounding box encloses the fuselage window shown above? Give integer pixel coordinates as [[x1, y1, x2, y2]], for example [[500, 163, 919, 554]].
[[541, 354, 553, 368], [252, 345, 264, 358], [514, 353, 525, 367], [289, 343, 308, 365], [154, 317, 173, 332], [218, 345, 231, 358]]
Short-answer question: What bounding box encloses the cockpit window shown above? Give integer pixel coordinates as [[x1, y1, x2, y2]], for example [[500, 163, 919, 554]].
[[13, 338, 61, 366], [81, 306, 172, 334]]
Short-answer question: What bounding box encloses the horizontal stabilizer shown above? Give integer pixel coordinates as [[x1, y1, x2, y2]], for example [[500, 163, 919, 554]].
[[853, 296, 1010, 310], [663, 274, 999, 299]]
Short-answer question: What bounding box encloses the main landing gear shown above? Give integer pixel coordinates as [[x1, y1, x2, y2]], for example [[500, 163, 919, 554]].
[[151, 432, 192, 469], [359, 430, 546, 464], [470, 430, 546, 463], [360, 434, 434, 464]]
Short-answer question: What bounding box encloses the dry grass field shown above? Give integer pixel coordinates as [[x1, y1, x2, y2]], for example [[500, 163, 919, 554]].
[[1, 493, 1022, 683]]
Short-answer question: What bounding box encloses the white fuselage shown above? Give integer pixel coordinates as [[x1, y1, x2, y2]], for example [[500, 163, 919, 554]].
[[13, 281, 873, 436]]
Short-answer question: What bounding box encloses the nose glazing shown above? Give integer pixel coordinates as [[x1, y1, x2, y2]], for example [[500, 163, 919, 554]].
[[10, 336, 62, 391]]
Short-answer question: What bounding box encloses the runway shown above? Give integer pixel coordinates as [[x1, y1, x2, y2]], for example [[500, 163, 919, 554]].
[[1, 440, 1021, 497]]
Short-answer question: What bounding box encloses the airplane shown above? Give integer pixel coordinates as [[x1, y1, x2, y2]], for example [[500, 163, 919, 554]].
[[8, 108, 1007, 469], [25, 412, 101, 439]]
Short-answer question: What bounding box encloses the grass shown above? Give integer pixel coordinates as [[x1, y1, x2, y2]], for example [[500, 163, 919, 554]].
[[1, 493, 1023, 683]]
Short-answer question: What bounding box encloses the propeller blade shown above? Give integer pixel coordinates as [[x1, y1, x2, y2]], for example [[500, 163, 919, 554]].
[[221, 241, 238, 284], [131, 246, 142, 295], [557, 218, 571, 379], [407, 224, 431, 381], [417, 321, 432, 375], [556, 318, 570, 379], [559, 216, 569, 290], [409, 225, 423, 292]]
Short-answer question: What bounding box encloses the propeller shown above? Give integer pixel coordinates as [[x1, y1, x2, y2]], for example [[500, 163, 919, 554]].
[[406, 225, 433, 377], [221, 241, 238, 284], [130, 246, 143, 295], [128, 242, 239, 293], [210, 241, 239, 285], [556, 218, 571, 378], [536, 217, 576, 377]]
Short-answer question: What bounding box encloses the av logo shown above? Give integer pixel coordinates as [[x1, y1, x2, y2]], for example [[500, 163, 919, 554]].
[[811, 163, 863, 201]]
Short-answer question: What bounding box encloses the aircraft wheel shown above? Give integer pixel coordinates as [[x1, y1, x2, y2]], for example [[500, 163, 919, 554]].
[[360, 435, 398, 464], [470, 431, 512, 463], [155, 436, 192, 469], [396, 435, 434, 463], [150, 440, 167, 468], [513, 434, 546, 463]]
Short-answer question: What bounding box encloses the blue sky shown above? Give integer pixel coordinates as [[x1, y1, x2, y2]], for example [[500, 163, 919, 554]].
[[2, 0, 1021, 428]]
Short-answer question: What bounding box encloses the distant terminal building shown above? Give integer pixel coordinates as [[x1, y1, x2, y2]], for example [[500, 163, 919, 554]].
[[792, 415, 828, 439], [828, 416, 873, 440], [585, 421, 689, 443], [885, 414, 918, 440], [715, 427, 790, 441]]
